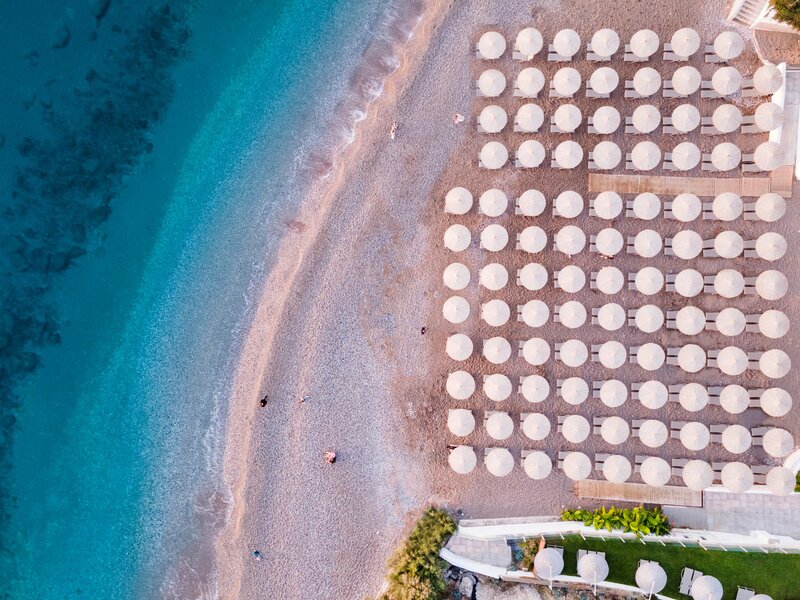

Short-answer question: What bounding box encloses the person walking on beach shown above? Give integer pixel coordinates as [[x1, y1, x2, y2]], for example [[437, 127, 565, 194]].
[[259, 394, 268, 407]]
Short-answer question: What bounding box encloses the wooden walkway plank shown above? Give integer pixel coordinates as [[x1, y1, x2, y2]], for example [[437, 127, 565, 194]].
[[575, 479, 703, 507], [587, 174, 774, 197]]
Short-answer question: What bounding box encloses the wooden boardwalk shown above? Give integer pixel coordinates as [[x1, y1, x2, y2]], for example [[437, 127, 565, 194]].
[[587, 174, 777, 197], [575, 480, 703, 507]]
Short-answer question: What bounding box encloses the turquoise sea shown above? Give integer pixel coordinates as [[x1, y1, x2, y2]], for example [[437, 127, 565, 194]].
[[0, 0, 415, 597]]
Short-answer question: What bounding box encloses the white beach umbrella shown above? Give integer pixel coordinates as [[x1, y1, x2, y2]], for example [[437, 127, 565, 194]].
[[681, 422, 710, 451], [635, 267, 664, 295], [633, 67, 662, 96], [720, 384, 749, 415], [448, 409, 476, 436], [562, 415, 590, 444], [517, 140, 545, 168], [480, 141, 508, 169], [632, 104, 661, 133], [521, 375, 550, 403], [483, 336, 511, 364], [679, 383, 708, 412], [634, 229, 663, 258], [676, 306, 705, 335], [479, 189, 508, 217], [671, 230, 702, 259], [714, 31, 744, 60], [563, 451, 592, 481], [449, 445, 477, 474], [639, 419, 668, 448], [712, 66, 742, 95], [763, 427, 794, 457], [446, 334, 473, 361], [557, 265, 586, 293], [754, 64, 783, 94], [592, 142, 622, 170], [754, 102, 784, 132], [521, 299, 549, 327], [754, 141, 784, 171], [515, 104, 545, 132], [592, 106, 621, 134], [678, 344, 706, 374], [675, 268, 704, 298], [478, 69, 506, 97], [595, 228, 624, 256], [672, 65, 701, 95], [481, 299, 510, 327], [515, 27, 543, 59], [767, 467, 795, 496], [534, 547, 564, 580], [596, 266, 624, 294], [711, 142, 741, 171], [554, 140, 584, 169], [522, 413, 551, 441], [519, 263, 548, 291], [631, 141, 661, 171], [639, 381, 668, 410], [597, 303, 625, 332], [561, 377, 590, 405], [599, 379, 627, 408], [553, 28, 581, 57], [486, 412, 514, 440], [671, 27, 700, 58], [716, 307, 746, 337], [519, 226, 547, 254], [683, 460, 714, 491], [522, 337, 551, 366], [559, 339, 589, 367], [555, 190, 584, 218], [692, 577, 725, 600], [478, 105, 507, 134], [601, 416, 630, 445], [760, 349, 791, 379], [721, 462, 754, 494], [517, 67, 546, 97], [640, 457, 671, 488], [637, 343, 666, 371], [443, 262, 470, 290], [553, 67, 582, 96], [558, 300, 587, 329], [479, 263, 508, 291], [635, 305, 664, 333], [633, 192, 661, 220], [518, 189, 546, 216], [759, 309, 789, 339], [578, 553, 609, 586], [446, 371, 475, 400], [590, 66, 619, 94], [722, 424, 752, 454], [671, 192, 701, 222], [594, 191, 622, 219], [480, 224, 508, 252], [603, 454, 632, 483], [631, 29, 659, 58], [523, 451, 553, 480], [598, 340, 627, 369], [445, 187, 472, 214], [756, 270, 788, 300], [485, 447, 514, 477], [756, 232, 787, 262], [555, 225, 586, 255], [714, 230, 744, 259], [443, 296, 470, 324], [717, 346, 748, 376], [672, 142, 701, 171], [714, 269, 745, 298], [478, 31, 506, 59], [672, 104, 700, 133], [444, 224, 470, 252], [712, 104, 742, 133], [712, 192, 743, 221], [484, 373, 512, 401], [591, 28, 620, 57]]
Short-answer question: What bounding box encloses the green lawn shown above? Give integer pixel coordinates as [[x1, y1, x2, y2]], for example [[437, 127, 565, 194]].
[[551, 535, 800, 600]]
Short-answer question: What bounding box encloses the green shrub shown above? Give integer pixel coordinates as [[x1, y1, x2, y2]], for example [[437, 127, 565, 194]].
[[561, 505, 671, 537], [518, 538, 540, 571], [771, 0, 800, 30]]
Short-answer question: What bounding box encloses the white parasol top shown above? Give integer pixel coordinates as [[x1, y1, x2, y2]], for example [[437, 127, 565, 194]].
[[486, 412, 514, 440], [678, 343, 706, 373], [448, 409, 475, 436], [679, 383, 709, 412], [712, 104, 742, 133], [479, 188, 508, 216], [599, 379, 627, 408], [603, 454, 632, 483], [480, 141, 509, 169], [596, 265, 624, 294], [562, 451, 592, 481], [557, 264, 586, 293], [672, 103, 700, 133], [716, 307, 746, 337], [558, 300, 587, 329], [480, 223, 508, 251], [639, 419, 668, 448], [518, 263, 548, 291], [632, 104, 661, 132], [445, 187, 472, 214], [555, 225, 586, 255], [635, 304, 664, 333], [443, 262, 470, 291], [598, 340, 627, 369], [631, 141, 661, 171], [634, 67, 662, 96], [519, 225, 547, 254], [634, 229, 663, 258], [672, 141, 701, 171], [674, 268, 704, 298], [562, 415, 590, 444], [446, 334, 473, 361], [589, 66, 619, 94], [593, 191, 623, 219], [714, 268, 745, 298], [755, 270, 788, 300], [522, 413, 551, 441], [481, 299, 510, 326], [559, 339, 589, 367], [713, 230, 744, 259], [595, 227, 624, 256], [766, 466, 795, 496], [522, 337, 551, 366], [518, 189, 546, 216], [534, 547, 564, 577], [637, 343, 666, 371], [601, 416, 630, 444], [515, 27, 543, 59], [683, 460, 714, 491], [446, 370, 475, 400], [711, 142, 741, 171], [720, 384, 749, 415], [444, 224, 470, 252], [680, 421, 710, 451], [553, 67, 582, 96], [449, 445, 477, 474], [760, 348, 791, 379], [478, 69, 506, 97], [517, 140, 545, 168], [676, 306, 705, 336], [592, 105, 621, 134], [578, 553, 609, 584], [523, 451, 553, 480], [515, 103, 545, 133], [443, 296, 470, 324], [714, 31, 743, 60], [597, 303, 626, 331], [483, 336, 511, 364], [717, 346, 748, 376], [484, 373, 512, 401], [639, 457, 671, 488], [712, 66, 742, 95], [671, 230, 702, 260], [485, 447, 514, 477], [754, 141, 784, 171], [721, 462, 753, 494], [759, 309, 790, 339], [478, 105, 508, 133], [763, 427, 795, 457], [671, 192, 701, 222], [561, 377, 589, 405], [634, 267, 664, 295], [633, 192, 661, 220], [516, 67, 546, 97], [639, 381, 668, 410], [671, 27, 700, 58], [755, 232, 787, 262], [591, 28, 620, 57], [555, 189, 583, 218], [554, 140, 584, 168], [754, 102, 784, 132], [478, 31, 506, 60], [521, 374, 550, 403], [712, 192, 743, 221], [630, 29, 659, 58], [672, 65, 701, 95], [754, 63, 783, 94], [592, 141, 622, 170], [722, 424, 752, 454], [691, 577, 724, 600], [554, 28, 581, 57]]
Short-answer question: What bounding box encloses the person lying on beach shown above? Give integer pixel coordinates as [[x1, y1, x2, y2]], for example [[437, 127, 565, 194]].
[[324, 451, 337, 464]]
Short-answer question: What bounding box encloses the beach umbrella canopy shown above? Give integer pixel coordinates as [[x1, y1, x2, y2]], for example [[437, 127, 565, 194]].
[[449, 445, 477, 474], [672, 141, 701, 171], [634, 229, 663, 258], [444, 224, 470, 252], [561, 377, 589, 405], [446, 334, 473, 361], [600, 379, 627, 408], [479, 188, 508, 216], [479, 105, 507, 133], [756, 232, 787, 262], [766, 466, 795, 496], [443, 296, 470, 324], [713, 104, 742, 133], [755, 102, 784, 132], [521, 375, 550, 403], [717, 346, 748, 376], [720, 384, 749, 415], [640, 457, 671, 488], [447, 371, 475, 400], [601, 416, 630, 445], [754, 64, 783, 94], [756, 270, 788, 300], [518, 189, 546, 216], [522, 337, 550, 366], [443, 262, 470, 290], [515, 103, 545, 132], [672, 103, 700, 132], [555, 225, 586, 255], [555, 189, 584, 218], [517, 140, 545, 168], [670, 194, 701, 222], [448, 409, 476, 436], [754, 141, 784, 171], [672, 230, 702, 259], [558, 300, 587, 329], [560, 339, 589, 367], [675, 268, 704, 297], [515, 27, 543, 58], [480, 141, 508, 169], [711, 142, 741, 171], [486, 412, 514, 440], [591, 28, 620, 57], [595, 228, 624, 256], [639, 381, 668, 410], [445, 187, 472, 214], [592, 106, 621, 134], [592, 142, 622, 170], [479, 263, 508, 290], [639, 419, 668, 448], [597, 303, 626, 331], [554, 140, 584, 168], [716, 307, 746, 337], [563, 451, 592, 481], [759, 310, 790, 339], [519, 263, 548, 291], [534, 547, 564, 578], [712, 192, 743, 220], [635, 305, 663, 334], [672, 65, 701, 95], [631, 141, 661, 171], [517, 67, 546, 97], [485, 447, 514, 476], [760, 349, 791, 379], [683, 460, 714, 491], [635, 267, 664, 295], [578, 553, 610, 584], [484, 373, 512, 401], [633, 193, 661, 220], [712, 66, 742, 95], [483, 336, 511, 364], [692, 577, 724, 600], [721, 462, 754, 494], [631, 29, 659, 58], [676, 306, 705, 335], [671, 27, 701, 58], [714, 30, 743, 60], [714, 230, 744, 259], [562, 414, 590, 443], [596, 266, 624, 294], [603, 454, 632, 483], [763, 427, 794, 457], [522, 413, 551, 441], [598, 340, 627, 369], [519, 226, 547, 254], [521, 299, 549, 327], [558, 265, 586, 293], [478, 31, 506, 59], [681, 422, 710, 451], [480, 224, 508, 251], [554, 28, 581, 57], [632, 104, 661, 133], [481, 299, 510, 326], [722, 424, 752, 454], [678, 344, 706, 373], [553, 67, 581, 96], [714, 269, 745, 298], [594, 191, 622, 219], [478, 69, 506, 97], [638, 343, 666, 371], [590, 66, 619, 94], [680, 383, 709, 412], [523, 451, 553, 480]]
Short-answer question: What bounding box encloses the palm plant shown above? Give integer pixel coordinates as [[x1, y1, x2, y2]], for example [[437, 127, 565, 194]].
[[771, 0, 800, 30]]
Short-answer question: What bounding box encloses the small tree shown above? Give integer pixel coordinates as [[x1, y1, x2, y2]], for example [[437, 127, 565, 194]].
[[771, 0, 800, 30], [518, 538, 540, 571]]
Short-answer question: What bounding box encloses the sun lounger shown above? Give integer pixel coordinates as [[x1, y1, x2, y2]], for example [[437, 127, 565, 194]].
[[663, 153, 678, 171], [704, 45, 725, 63], [514, 87, 539, 99], [547, 43, 573, 62], [623, 44, 647, 62], [666, 347, 681, 367], [701, 154, 719, 172], [705, 311, 720, 331], [672, 457, 688, 478], [550, 119, 571, 134], [586, 82, 610, 99], [624, 81, 645, 99], [624, 116, 646, 134], [632, 419, 645, 436], [742, 162, 762, 173], [736, 587, 756, 600], [585, 42, 610, 62], [701, 81, 723, 99], [668, 384, 682, 401], [663, 49, 686, 62], [664, 238, 676, 256], [700, 117, 728, 135], [743, 276, 758, 295], [662, 81, 685, 98], [671, 421, 687, 437], [630, 383, 645, 401], [590, 344, 603, 363]]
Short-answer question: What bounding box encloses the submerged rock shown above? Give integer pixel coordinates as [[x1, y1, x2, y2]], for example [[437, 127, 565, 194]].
[[91, 0, 112, 22], [50, 21, 71, 49]]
